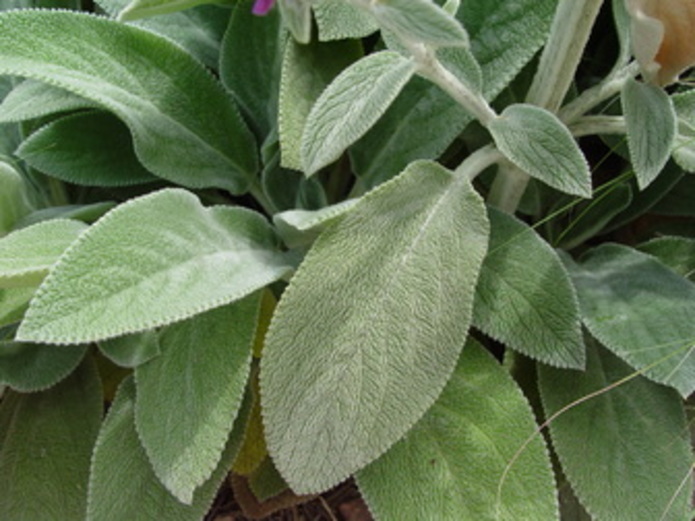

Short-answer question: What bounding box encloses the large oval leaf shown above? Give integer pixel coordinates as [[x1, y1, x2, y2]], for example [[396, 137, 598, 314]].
[[539, 338, 693, 521], [357, 339, 558, 521], [0, 358, 102, 521], [17, 189, 293, 344], [134, 295, 260, 504], [0, 9, 256, 193], [567, 243, 695, 397], [261, 161, 489, 493], [473, 207, 584, 369]]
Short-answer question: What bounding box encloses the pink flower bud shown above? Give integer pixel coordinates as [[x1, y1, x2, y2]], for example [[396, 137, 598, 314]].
[[252, 0, 276, 16], [626, 0, 695, 85]]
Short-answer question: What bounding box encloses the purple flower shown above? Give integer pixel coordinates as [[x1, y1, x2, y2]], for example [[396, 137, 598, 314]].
[[252, 0, 276, 15]]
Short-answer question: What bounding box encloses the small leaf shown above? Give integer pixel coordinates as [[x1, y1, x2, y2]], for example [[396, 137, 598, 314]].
[[0, 219, 88, 288], [622, 78, 677, 189], [370, 0, 469, 48], [357, 338, 558, 521], [489, 104, 592, 198], [0, 340, 87, 392], [134, 295, 259, 504], [567, 243, 695, 397], [313, 0, 378, 41], [0, 80, 95, 123], [277, 0, 313, 44], [87, 376, 249, 521], [261, 161, 489, 493], [98, 330, 161, 368], [279, 37, 362, 170], [17, 189, 293, 344], [17, 111, 157, 187], [539, 338, 693, 521], [0, 358, 102, 521], [118, 0, 226, 21], [301, 51, 415, 175], [273, 199, 359, 248], [473, 208, 584, 368], [0, 10, 257, 193]]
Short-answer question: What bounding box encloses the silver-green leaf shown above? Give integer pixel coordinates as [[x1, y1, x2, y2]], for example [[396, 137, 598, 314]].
[[0, 10, 257, 193], [17, 189, 292, 344], [261, 161, 489, 493], [134, 296, 259, 504], [489, 104, 592, 198], [357, 339, 558, 521], [473, 208, 584, 369], [567, 243, 695, 397], [622, 78, 677, 190], [301, 51, 416, 175], [539, 338, 693, 521]]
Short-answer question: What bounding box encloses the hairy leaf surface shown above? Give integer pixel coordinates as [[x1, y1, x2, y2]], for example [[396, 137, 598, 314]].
[[539, 339, 693, 521], [98, 330, 161, 368], [118, 0, 227, 20], [301, 51, 415, 175], [0, 358, 101, 520], [567, 244, 695, 396], [135, 296, 259, 503], [313, 0, 378, 41], [0, 341, 87, 392], [622, 78, 677, 189], [18, 111, 157, 187], [357, 339, 557, 521], [489, 104, 592, 198], [87, 376, 249, 521], [473, 208, 584, 368], [638, 236, 695, 281], [17, 189, 292, 344], [0, 80, 95, 123], [261, 161, 489, 493], [0, 10, 256, 192], [0, 219, 88, 288]]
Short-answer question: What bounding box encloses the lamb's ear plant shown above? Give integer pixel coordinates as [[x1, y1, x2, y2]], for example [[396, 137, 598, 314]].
[[0, 0, 693, 519]]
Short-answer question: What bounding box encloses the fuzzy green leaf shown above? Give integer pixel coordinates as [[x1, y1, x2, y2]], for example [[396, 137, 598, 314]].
[[370, 0, 469, 48], [221, 1, 284, 140], [17, 189, 292, 344], [357, 339, 558, 521], [87, 376, 249, 521], [313, 0, 378, 41], [473, 208, 584, 368], [0, 10, 257, 193], [118, 0, 227, 20], [567, 244, 695, 397], [0, 161, 31, 237], [638, 236, 695, 281], [278, 0, 313, 44], [0, 287, 34, 329], [261, 161, 489, 493], [18, 111, 157, 187], [0, 219, 88, 288], [539, 338, 693, 521], [273, 199, 359, 248], [0, 80, 95, 123], [0, 341, 87, 392], [0, 358, 102, 521], [301, 51, 415, 175], [489, 104, 592, 198], [279, 37, 362, 170], [98, 330, 161, 368], [622, 78, 677, 190], [135, 296, 259, 503]]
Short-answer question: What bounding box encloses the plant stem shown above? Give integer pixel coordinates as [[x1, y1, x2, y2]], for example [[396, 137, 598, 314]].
[[569, 115, 626, 137], [488, 0, 605, 213], [454, 144, 503, 182]]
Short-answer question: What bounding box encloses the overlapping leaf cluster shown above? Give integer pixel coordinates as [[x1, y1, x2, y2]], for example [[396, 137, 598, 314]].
[[0, 1, 693, 520]]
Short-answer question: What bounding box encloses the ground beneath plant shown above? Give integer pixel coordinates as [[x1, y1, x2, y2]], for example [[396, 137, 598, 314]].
[[206, 478, 374, 521]]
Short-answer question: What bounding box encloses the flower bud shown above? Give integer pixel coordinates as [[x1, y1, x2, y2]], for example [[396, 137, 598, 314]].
[[625, 0, 695, 85]]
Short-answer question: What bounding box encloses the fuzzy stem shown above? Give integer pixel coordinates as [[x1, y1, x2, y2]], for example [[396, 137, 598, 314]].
[[488, 0, 606, 213]]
